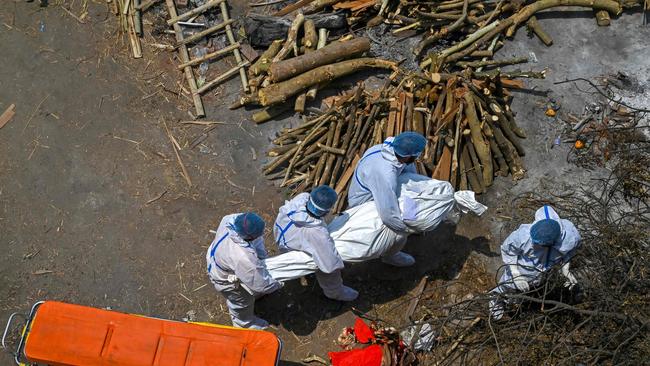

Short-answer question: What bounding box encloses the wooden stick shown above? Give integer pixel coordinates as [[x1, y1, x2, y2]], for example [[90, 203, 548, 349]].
[[167, 0, 225, 25], [264, 146, 300, 174], [526, 16, 553, 46], [595, 9, 611, 26], [177, 43, 240, 69], [196, 61, 249, 94], [463, 91, 492, 186], [253, 103, 293, 124], [457, 57, 528, 68], [273, 13, 306, 62], [127, 0, 142, 58], [176, 19, 234, 47], [283, 123, 329, 186], [219, 1, 249, 92], [164, 121, 192, 187], [258, 58, 396, 106], [306, 29, 328, 100], [133, 0, 142, 36], [250, 40, 284, 76], [317, 143, 346, 155], [165, 0, 204, 116]]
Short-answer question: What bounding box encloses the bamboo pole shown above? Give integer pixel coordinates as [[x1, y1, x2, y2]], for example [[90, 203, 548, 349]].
[[165, 0, 204, 116], [176, 20, 235, 46], [220, 1, 249, 92], [177, 43, 240, 69]]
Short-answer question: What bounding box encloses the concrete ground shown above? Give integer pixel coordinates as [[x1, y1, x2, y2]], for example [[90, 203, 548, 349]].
[[0, 0, 648, 364]]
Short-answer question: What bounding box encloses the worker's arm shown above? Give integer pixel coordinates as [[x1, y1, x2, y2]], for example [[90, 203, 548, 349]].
[[303, 226, 344, 274], [367, 174, 408, 233], [233, 248, 282, 295], [500, 227, 527, 266], [558, 220, 581, 263]]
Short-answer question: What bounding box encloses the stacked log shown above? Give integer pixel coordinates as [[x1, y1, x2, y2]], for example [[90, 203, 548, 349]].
[[235, 16, 397, 121], [264, 70, 528, 210]]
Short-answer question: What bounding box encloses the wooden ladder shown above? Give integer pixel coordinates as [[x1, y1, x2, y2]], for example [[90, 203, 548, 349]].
[[164, 0, 249, 117]]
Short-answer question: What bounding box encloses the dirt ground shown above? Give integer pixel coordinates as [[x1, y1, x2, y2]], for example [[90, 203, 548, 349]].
[[1, 0, 648, 365]]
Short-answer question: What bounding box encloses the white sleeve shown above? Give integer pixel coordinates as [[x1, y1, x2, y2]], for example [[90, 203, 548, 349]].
[[303, 226, 344, 274], [232, 247, 281, 295]]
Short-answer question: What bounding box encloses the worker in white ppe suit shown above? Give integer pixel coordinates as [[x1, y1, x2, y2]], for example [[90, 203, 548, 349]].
[[489, 205, 581, 320], [274, 185, 358, 301], [347, 131, 428, 267], [206, 212, 282, 329]]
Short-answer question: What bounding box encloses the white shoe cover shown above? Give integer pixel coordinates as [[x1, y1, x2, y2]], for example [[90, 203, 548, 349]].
[[381, 251, 415, 267], [326, 285, 359, 302]]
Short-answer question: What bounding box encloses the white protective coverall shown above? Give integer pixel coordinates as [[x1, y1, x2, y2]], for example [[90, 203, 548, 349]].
[[206, 214, 282, 329], [348, 137, 418, 233], [274, 193, 355, 300], [490, 206, 581, 319]]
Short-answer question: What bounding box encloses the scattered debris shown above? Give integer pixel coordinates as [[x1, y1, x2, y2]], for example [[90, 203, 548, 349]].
[[145, 189, 168, 205], [0, 103, 16, 129], [32, 270, 53, 275], [328, 318, 416, 366], [400, 323, 435, 352]]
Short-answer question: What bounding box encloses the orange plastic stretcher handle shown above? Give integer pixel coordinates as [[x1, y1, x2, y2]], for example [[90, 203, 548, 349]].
[[24, 301, 280, 366]]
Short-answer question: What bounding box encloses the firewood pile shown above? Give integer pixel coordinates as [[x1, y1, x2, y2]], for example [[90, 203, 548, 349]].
[[256, 0, 641, 73], [232, 24, 397, 122], [263, 68, 533, 210]]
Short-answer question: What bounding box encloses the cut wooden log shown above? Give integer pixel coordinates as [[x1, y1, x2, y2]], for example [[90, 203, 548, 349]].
[[258, 58, 396, 106], [526, 16, 553, 46], [269, 38, 371, 82], [595, 9, 611, 26], [303, 19, 318, 49], [463, 92, 493, 186], [461, 143, 482, 193], [273, 13, 305, 62], [244, 13, 347, 48], [306, 28, 328, 100], [250, 40, 283, 76], [253, 103, 293, 124]]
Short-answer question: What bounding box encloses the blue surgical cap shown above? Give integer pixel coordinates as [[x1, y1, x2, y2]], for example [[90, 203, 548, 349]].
[[392, 132, 427, 157], [530, 219, 561, 246], [307, 185, 337, 217], [233, 212, 265, 240]]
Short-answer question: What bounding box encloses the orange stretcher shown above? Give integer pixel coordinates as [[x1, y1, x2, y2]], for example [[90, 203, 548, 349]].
[[2, 301, 282, 366]]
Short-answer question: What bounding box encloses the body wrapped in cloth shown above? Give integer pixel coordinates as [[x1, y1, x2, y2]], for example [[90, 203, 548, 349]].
[[265, 174, 487, 281]]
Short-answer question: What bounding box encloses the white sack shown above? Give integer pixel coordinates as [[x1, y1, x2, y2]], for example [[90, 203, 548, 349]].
[[264, 174, 487, 281]]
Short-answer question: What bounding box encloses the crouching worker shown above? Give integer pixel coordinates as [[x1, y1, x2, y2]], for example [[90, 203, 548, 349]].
[[274, 185, 358, 302], [489, 205, 581, 320], [206, 212, 282, 329], [348, 131, 428, 267]]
